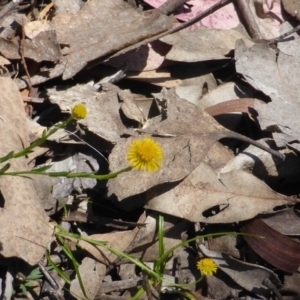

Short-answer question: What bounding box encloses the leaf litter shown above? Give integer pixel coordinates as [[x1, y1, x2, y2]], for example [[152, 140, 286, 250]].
[[1, 0, 300, 299]]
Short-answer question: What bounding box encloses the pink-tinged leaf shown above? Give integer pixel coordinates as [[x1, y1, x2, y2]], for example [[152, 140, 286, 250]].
[[144, 0, 283, 33], [144, 0, 240, 30]]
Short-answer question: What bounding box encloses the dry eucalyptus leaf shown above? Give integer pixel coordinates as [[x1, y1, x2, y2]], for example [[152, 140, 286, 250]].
[[105, 40, 170, 72], [0, 78, 51, 265], [199, 82, 255, 110], [126, 70, 182, 88], [235, 39, 300, 151], [108, 88, 228, 200], [206, 274, 242, 299], [119, 89, 146, 124], [160, 28, 253, 62], [51, 0, 171, 79], [108, 88, 281, 201], [175, 72, 217, 106], [262, 208, 300, 236], [47, 83, 126, 143], [146, 161, 291, 223], [241, 219, 300, 273], [70, 257, 106, 300], [0, 30, 61, 62], [199, 82, 256, 131], [15, 1, 171, 88], [220, 139, 300, 189]]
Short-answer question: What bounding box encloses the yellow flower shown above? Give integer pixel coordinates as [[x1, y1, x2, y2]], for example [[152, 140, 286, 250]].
[[196, 258, 218, 276], [127, 137, 163, 172], [72, 104, 87, 120]]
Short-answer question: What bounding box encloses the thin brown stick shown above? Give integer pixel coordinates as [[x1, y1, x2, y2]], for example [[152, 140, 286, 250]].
[[235, 0, 262, 39], [216, 131, 285, 160], [20, 21, 32, 93], [268, 24, 300, 46], [101, 0, 231, 63]]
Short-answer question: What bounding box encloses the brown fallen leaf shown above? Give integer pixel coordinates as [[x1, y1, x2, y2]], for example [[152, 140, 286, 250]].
[[0, 78, 51, 265], [108, 88, 283, 201], [146, 161, 292, 223], [51, 0, 172, 80], [262, 208, 300, 236], [0, 30, 61, 62], [160, 27, 253, 62], [126, 69, 182, 88], [235, 39, 300, 151], [240, 218, 300, 273], [220, 139, 300, 193], [15, 1, 172, 88]]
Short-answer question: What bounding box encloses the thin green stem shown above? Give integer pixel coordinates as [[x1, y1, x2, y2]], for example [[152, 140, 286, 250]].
[[3, 166, 132, 180], [0, 117, 73, 163]]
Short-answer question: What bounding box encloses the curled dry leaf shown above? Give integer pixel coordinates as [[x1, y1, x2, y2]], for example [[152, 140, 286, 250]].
[[220, 139, 300, 191], [241, 219, 300, 273]]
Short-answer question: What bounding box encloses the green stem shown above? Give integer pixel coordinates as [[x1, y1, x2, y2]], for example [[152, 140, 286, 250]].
[[0, 117, 73, 163], [3, 166, 132, 180]]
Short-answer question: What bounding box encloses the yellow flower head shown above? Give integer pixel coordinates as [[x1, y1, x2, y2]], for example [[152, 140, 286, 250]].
[[196, 258, 218, 276], [127, 137, 163, 172], [72, 104, 87, 120]]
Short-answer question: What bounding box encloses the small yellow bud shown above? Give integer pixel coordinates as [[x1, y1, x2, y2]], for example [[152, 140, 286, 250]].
[[72, 104, 87, 120]]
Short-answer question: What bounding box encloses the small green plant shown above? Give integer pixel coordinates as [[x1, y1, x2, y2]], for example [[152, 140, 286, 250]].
[[53, 220, 225, 300], [0, 103, 165, 299], [0, 103, 164, 180], [0, 103, 257, 299], [14, 266, 53, 296]]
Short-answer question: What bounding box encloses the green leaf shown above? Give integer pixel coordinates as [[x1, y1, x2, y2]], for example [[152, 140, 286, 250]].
[[0, 163, 10, 175], [0, 151, 14, 163], [46, 253, 71, 284], [32, 165, 53, 172]]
